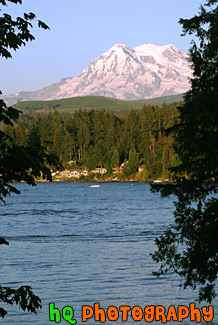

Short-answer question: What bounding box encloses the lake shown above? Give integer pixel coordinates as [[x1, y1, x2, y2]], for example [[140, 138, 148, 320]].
[[0, 182, 217, 324]]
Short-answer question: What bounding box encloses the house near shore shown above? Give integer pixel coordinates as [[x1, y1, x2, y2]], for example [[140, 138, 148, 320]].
[[71, 170, 81, 178], [60, 170, 74, 178], [91, 167, 107, 175], [57, 169, 89, 179], [81, 170, 89, 177]]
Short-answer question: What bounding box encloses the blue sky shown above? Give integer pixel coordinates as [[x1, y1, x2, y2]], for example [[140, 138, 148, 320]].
[[0, 0, 205, 95]]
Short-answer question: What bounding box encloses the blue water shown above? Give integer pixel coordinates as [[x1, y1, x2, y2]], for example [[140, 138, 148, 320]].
[[0, 182, 217, 324]]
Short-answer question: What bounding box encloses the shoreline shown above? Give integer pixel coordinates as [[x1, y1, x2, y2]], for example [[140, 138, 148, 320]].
[[35, 178, 170, 184]]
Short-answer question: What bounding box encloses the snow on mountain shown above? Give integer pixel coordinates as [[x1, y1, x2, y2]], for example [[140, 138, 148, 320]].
[[2, 43, 192, 105]]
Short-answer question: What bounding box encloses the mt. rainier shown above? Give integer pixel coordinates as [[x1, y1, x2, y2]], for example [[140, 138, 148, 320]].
[[3, 43, 192, 105]]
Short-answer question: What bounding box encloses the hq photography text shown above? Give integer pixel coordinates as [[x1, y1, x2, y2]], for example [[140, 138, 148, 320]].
[[49, 302, 214, 323]]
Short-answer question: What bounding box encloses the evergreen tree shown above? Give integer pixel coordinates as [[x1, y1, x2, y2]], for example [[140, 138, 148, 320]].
[[86, 154, 98, 171], [111, 148, 120, 168], [28, 114, 41, 148], [63, 131, 74, 162], [151, 0, 218, 303], [120, 109, 139, 155], [15, 121, 28, 147], [123, 147, 139, 176], [94, 139, 108, 171], [53, 123, 66, 161]]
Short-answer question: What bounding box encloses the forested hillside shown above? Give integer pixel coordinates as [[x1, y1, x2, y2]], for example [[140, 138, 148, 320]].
[[13, 94, 184, 114], [4, 102, 181, 180]]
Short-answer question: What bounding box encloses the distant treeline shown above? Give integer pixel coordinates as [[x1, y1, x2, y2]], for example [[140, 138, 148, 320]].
[[3, 102, 181, 180]]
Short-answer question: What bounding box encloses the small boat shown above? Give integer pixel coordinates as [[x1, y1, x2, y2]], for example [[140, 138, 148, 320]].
[[89, 184, 100, 188], [153, 180, 163, 183]]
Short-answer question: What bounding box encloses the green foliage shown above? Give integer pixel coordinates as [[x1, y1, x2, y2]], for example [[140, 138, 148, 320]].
[[0, 130, 55, 202], [0, 0, 49, 59], [0, 284, 42, 318], [151, 0, 218, 303], [0, 0, 50, 318], [135, 168, 150, 182]]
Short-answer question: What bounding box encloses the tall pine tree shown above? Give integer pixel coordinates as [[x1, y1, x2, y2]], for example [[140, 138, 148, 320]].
[[151, 0, 218, 303]]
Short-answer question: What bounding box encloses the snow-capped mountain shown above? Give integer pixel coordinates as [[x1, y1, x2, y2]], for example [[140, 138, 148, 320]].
[[2, 43, 192, 105]]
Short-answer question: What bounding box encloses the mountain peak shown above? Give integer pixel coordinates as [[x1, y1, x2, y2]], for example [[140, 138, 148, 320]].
[[103, 43, 133, 57], [110, 43, 127, 49]]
